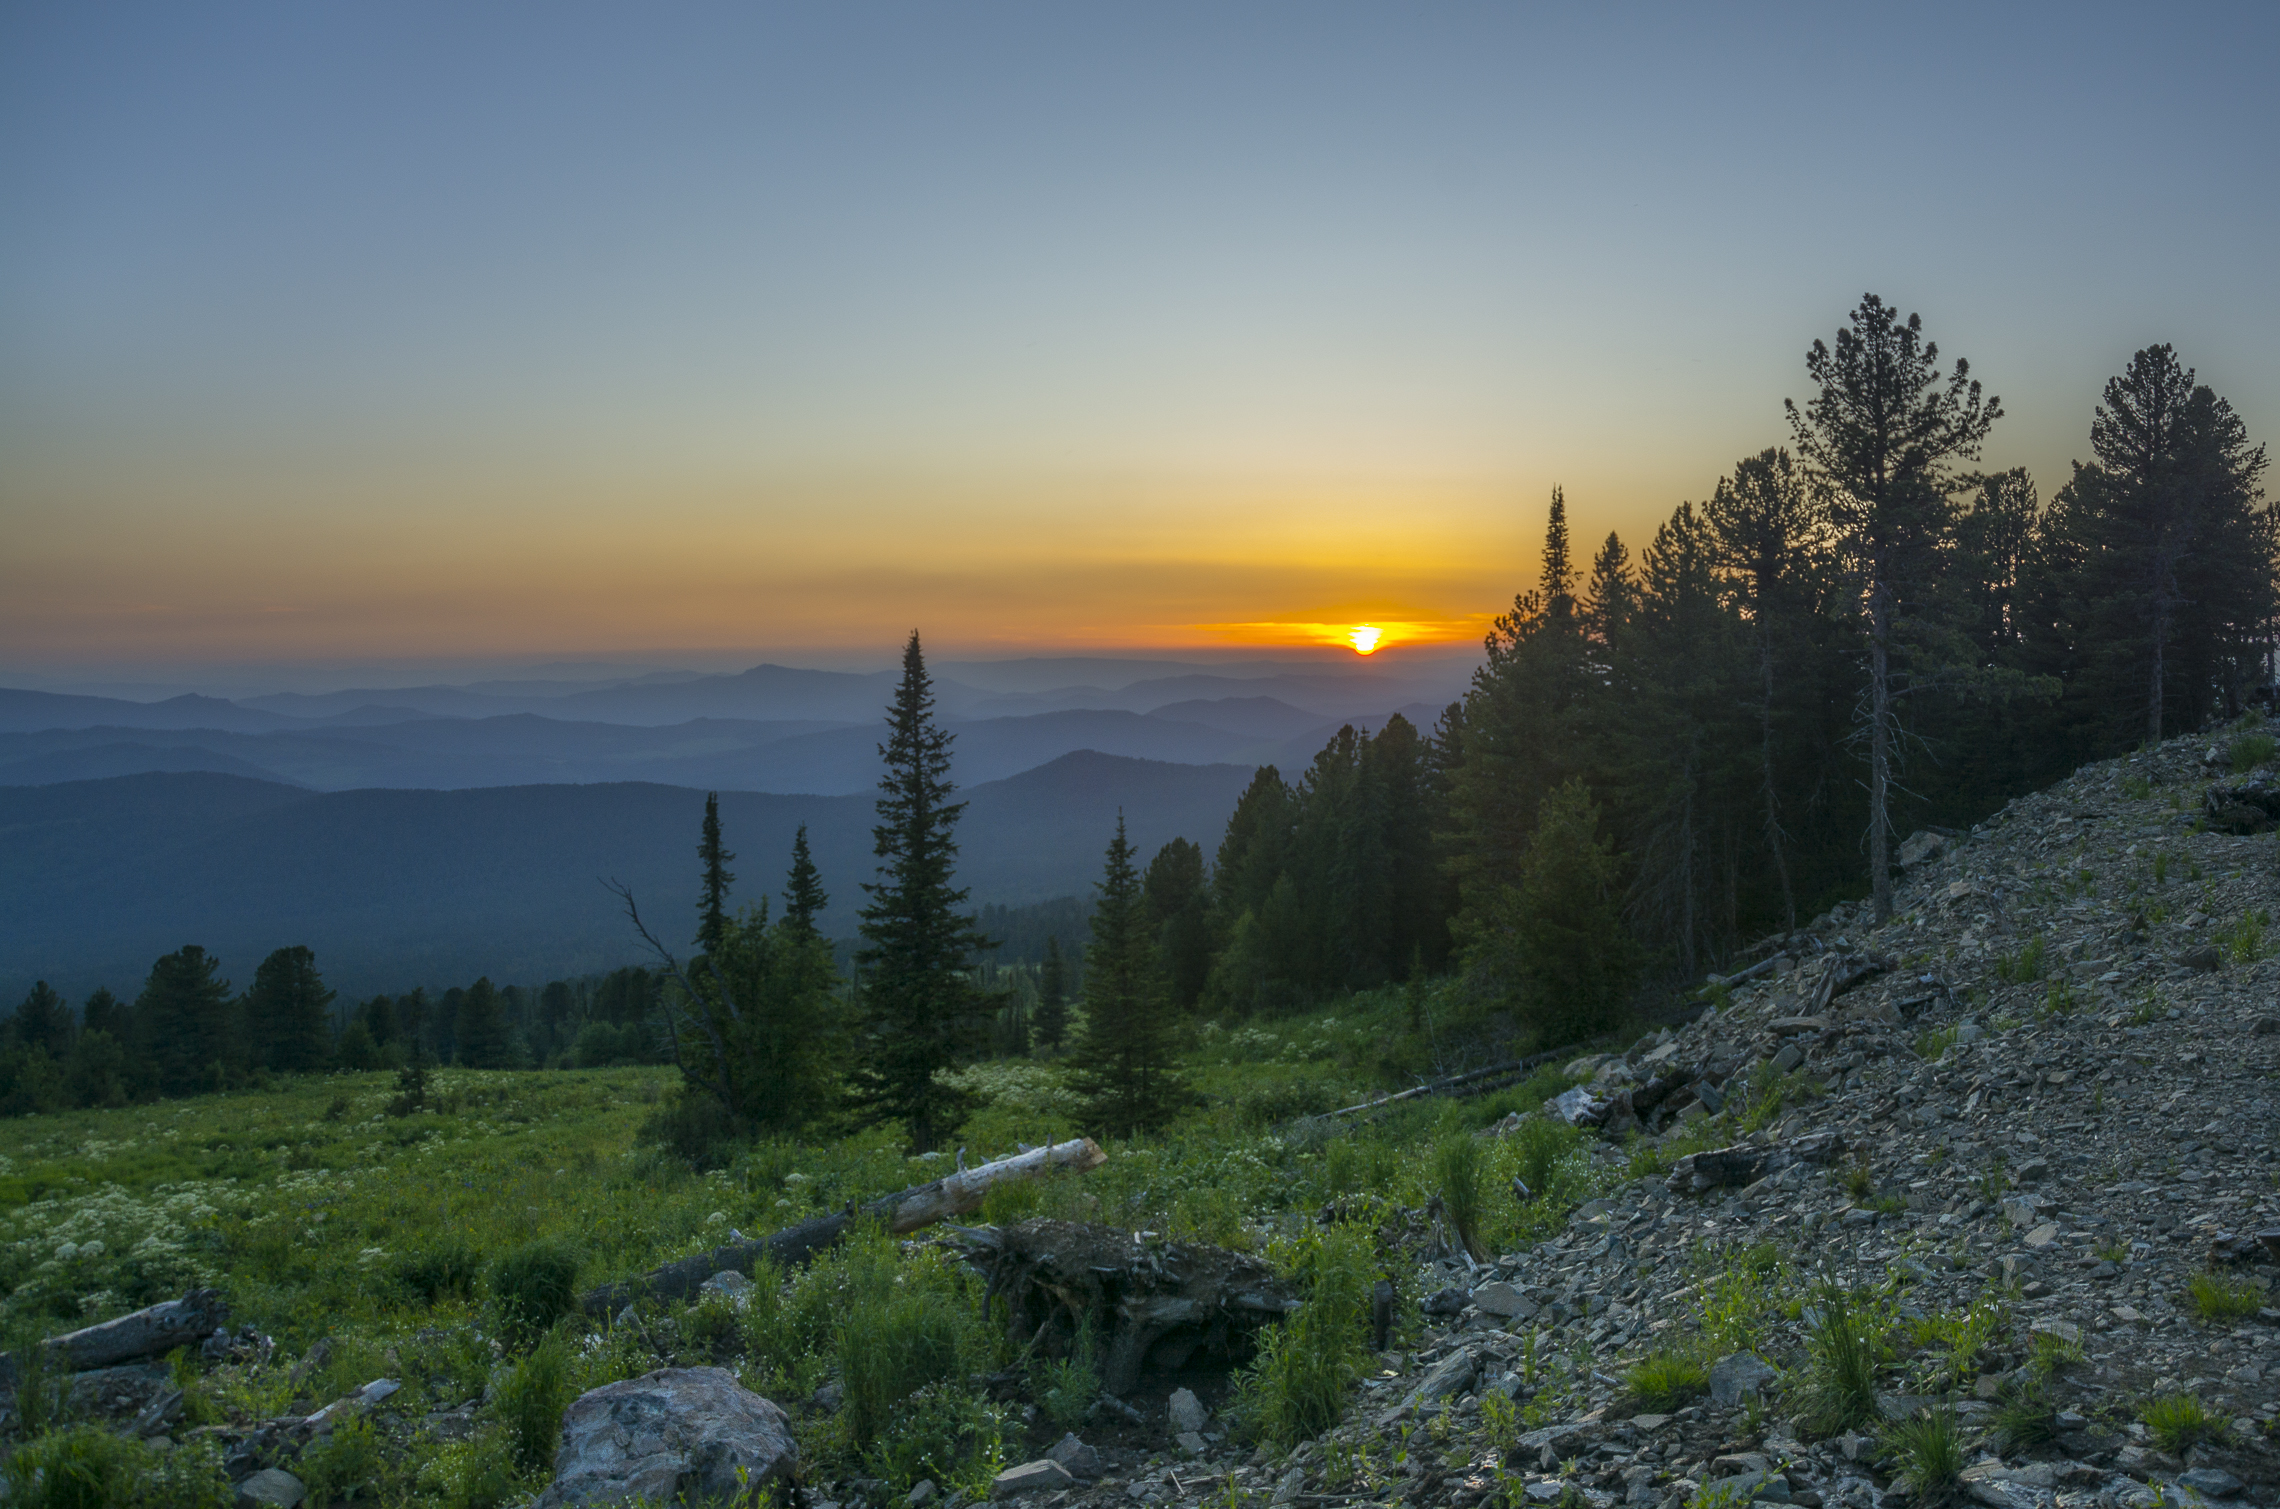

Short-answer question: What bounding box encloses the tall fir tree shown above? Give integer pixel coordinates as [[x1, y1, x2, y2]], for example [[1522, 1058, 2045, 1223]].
[[453, 977, 510, 1068], [79, 987, 125, 1042], [135, 945, 232, 1096], [1034, 936, 1070, 1052], [1070, 816, 1183, 1137], [1787, 294, 1998, 922], [696, 792, 736, 955], [851, 631, 994, 1152], [783, 824, 828, 935], [244, 945, 335, 1073]]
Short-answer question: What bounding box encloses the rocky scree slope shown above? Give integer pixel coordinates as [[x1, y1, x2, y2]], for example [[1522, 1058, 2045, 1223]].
[[1021, 731, 2280, 1509]]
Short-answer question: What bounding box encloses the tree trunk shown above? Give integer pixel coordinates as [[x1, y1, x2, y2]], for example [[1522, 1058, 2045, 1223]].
[[1868, 579, 1894, 924], [1759, 629, 1796, 930], [579, 1137, 1106, 1316]]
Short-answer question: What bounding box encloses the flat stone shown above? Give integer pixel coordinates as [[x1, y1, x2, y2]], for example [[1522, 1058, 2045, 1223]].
[[1470, 1281, 1537, 1320], [1404, 1348, 1478, 1407], [908, 1480, 939, 1507], [991, 1460, 1076, 1499], [1271, 1468, 1307, 1506], [1772, 1044, 1805, 1073], [2177, 1468, 2243, 1499], [235, 1468, 307, 1508], [2023, 1222, 2060, 1248], [1175, 1430, 1208, 1456], [1708, 1352, 1779, 1406], [2029, 1319, 2081, 1346]]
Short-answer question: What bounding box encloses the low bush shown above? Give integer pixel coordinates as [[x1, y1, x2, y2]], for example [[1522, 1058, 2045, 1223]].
[[2227, 731, 2276, 774], [490, 1238, 580, 1346], [1032, 1317, 1101, 1432], [395, 1238, 483, 1305], [4, 1426, 148, 1509]]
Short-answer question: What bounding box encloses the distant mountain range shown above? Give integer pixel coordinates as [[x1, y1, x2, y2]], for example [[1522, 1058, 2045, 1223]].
[[0, 752, 1257, 1001], [0, 693, 1453, 794]]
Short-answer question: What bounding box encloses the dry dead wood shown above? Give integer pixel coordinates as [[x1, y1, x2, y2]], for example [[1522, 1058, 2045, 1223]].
[[580, 1138, 1107, 1316]]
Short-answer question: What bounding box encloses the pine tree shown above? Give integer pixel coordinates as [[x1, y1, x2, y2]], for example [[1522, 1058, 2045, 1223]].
[[1034, 936, 1069, 1051], [244, 945, 335, 1073], [1467, 780, 1633, 1046], [1787, 294, 1998, 922], [10, 983, 72, 1057], [453, 977, 510, 1068], [134, 946, 232, 1096], [1069, 816, 1183, 1137], [1142, 838, 1211, 1010], [851, 631, 994, 1152], [79, 987, 125, 1042], [696, 792, 736, 955], [783, 824, 828, 935]]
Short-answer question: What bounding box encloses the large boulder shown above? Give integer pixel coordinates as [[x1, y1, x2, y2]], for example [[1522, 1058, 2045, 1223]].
[[535, 1367, 796, 1509]]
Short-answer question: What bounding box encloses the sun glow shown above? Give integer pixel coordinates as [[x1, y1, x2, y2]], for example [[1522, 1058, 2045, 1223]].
[[1347, 624, 1384, 655]]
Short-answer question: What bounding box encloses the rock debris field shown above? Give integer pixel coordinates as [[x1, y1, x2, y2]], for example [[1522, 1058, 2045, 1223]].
[[982, 731, 2279, 1509]]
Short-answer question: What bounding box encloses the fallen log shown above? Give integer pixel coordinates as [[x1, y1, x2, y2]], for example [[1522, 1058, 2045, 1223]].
[[0, 1288, 230, 1406], [1322, 1041, 1583, 1121], [580, 1137, 1107, 1316]]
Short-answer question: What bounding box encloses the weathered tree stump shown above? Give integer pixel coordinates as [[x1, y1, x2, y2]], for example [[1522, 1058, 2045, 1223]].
[[954, 1219, 1297, 1397]]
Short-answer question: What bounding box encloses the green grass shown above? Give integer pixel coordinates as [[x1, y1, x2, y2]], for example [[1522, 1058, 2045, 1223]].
[[1625, 1348, 1710, 1409], [2227, 731, 2276, 774], [2141, 1393, 2231, 1455], [1994, 937, 2048, 983], [1791, 1283, 1886, 1438], [0, 984, 1642, 1500], [2185, 1270, 2265, 1321], [1883, 1404, 1965, 1503]]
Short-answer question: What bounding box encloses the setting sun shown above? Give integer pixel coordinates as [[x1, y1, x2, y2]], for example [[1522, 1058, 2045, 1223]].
[[1347, 625, 1383, 655]]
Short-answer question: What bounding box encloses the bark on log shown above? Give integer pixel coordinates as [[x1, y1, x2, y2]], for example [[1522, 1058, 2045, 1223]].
[[1322, 1042, 1581, 1121], [580, 1137, 1107, 1316], [46, 1288, 229, 1371]]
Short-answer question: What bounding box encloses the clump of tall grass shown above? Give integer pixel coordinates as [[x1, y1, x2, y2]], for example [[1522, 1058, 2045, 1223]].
[[1432, 1133, 1486, 1261], [2141, 1393, 2230, 1455], [1883, 1404, 1965, 1503], [1231, 1224, 1374, 1446], [491, 1329, 576, 1477], [2186, 1269, 2265, 1321], [1625, 1348, 1710, 1410], [1791, 1283, 1885, 1437]]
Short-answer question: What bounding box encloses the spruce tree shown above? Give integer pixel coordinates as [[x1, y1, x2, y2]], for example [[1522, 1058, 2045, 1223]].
[[696, 792, 736, 955], [134, 946, 231, 1096], [1070, 816, 1183, 1137], [244, 945, 335, 1073], [1471, 780, 1633, 1045], [1034, 936, 1069, 1051], [783, 824, 828, 935], [852, 631, 993, 1151], [453, 977, 510, 1068]]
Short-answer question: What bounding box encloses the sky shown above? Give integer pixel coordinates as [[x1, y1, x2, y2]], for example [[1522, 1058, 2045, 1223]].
[[3, 3, 2276, 678]]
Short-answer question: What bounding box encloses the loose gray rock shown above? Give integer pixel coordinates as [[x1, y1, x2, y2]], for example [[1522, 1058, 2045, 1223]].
[[698, 1269, 752, 1300], [1046, 1433, 1101, 1480], [1403, 1348, 1477, 1408], [2176, 1468, 2243, 1499], [235, 1468, 307, 1508], [535, 1366, 796, 1509], [1708, 1352, 1779, 1406], [1166, 1386, 1207, 1434], [1469, 1281, 1537, 1321]]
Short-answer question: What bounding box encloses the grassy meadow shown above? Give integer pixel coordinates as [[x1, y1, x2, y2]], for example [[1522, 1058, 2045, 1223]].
[[0, 983, 1672, 1507]]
